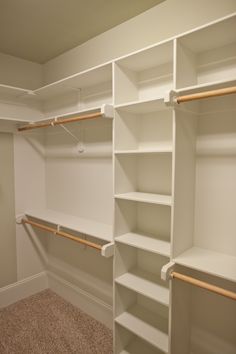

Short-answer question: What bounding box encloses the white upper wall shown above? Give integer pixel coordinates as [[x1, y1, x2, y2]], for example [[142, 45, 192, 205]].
[[43, 0, 236, 84], [0, 52, 42, 89]]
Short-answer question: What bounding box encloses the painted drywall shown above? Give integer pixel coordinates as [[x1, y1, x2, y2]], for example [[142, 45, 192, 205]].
[[0, 52, 42, 89], [0, 133, 17, 287], [43, 0, 236, 84]]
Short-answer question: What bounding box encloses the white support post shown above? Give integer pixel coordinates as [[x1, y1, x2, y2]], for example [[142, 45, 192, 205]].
[[161, 261, 175, 281], [101, 242, 114, 258], [101, 104, 114, 119], [164, 90, 178, 107]]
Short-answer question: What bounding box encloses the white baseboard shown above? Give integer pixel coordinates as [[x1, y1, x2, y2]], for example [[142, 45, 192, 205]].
[[0, 271, 48, 308], [48, 271, 113, 329]]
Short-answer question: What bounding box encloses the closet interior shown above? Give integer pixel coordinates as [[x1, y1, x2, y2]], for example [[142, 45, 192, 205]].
[[0, 12, 235, 354]]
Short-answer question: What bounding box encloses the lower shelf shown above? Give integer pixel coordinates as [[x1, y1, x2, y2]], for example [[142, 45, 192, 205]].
[[115, 269, 169, 306], [115, 304, 168, 353], [174, 246, 236, 283], [119, 336, 163, 354]]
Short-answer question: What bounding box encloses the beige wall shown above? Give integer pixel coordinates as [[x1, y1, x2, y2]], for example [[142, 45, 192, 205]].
[[0, 133, 17, 287], [43, 0, 236, 84]]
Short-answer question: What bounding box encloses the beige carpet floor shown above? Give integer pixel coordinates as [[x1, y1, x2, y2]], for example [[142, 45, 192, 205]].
[[0, 289, 113, 354]]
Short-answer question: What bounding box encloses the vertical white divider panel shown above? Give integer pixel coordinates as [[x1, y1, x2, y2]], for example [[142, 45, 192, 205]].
[[175, 39, 197, 89], [171, 109, 197, 259]]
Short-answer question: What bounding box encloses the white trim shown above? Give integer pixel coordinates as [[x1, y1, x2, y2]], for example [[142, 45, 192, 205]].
[[47, 271, 113, 329], [0, 271, 48, 308]]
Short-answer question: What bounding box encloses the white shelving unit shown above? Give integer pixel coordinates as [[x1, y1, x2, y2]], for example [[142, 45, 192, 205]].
[[114, 34, 174, 351], [170, 14, 236, 354], [114, 13, 236, 354]]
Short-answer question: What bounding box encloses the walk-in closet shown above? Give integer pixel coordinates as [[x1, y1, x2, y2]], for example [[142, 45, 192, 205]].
[[0, 1, 236, 353]]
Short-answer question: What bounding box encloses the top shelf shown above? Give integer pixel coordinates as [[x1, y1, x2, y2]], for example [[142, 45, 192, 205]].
[[0, 83, 34, 100], [34, 63, 112, 100], [0, 63, 112, 103], [176, 78, 236, 97], [177, 15, 236, 54], [25, 209, 113, 242]]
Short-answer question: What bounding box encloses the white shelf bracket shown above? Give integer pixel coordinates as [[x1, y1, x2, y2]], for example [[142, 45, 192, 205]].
[[161, 261, 175, 281], [164, 90, 178, 107], [101, 242, 114, 258], [15, 213, 25, 224], [101, 104, 114, 119]]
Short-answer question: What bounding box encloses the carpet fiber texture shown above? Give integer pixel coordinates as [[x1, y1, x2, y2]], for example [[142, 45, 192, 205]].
[[0, 289, 113, 354]]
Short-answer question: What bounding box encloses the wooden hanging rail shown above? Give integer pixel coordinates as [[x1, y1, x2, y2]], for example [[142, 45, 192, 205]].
[[171, 271, 236, 301], [18, 112, 102, 132], [22, 218, 102, 251], [176, 85, 236, 104]]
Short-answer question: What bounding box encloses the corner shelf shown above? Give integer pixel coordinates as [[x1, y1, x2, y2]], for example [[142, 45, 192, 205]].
[[174, 247, 236, 283], [0, 117, 30, 133], [0, 83, 34, 100], [115, 269, 169, 306], [116, 232, 170, 257], [115, 192, 172, 206], [115, 304, 168, 353], [25, 209, 112, 242]]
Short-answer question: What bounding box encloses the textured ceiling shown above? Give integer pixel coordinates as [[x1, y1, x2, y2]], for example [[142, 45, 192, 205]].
[[0, 0, 165, 64]]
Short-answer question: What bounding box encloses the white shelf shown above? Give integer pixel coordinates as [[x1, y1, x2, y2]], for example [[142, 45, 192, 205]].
[[174, 247, 236, 283], [25, 209, 112, 242], [116, 232, 170, 257], [176, 77, 236, 96], [115, 269, 169, 306], [115, 97, 168, 114], [120, 338, 160, 354], [0, 117, 30, 133], [25, 104, 114, 124], [0, 83, 33, 100], [33, 63, 112, 100], [115, 192, 172, 206], [115, 146, 172, 155], [115, 304, 168, 353]]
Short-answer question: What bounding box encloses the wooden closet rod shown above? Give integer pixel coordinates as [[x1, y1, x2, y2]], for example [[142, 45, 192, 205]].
[[18, 112, 102, 132], [176, 85, 236, 104], [171, 271, 236, 301], [22, 218, 102, 251]]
